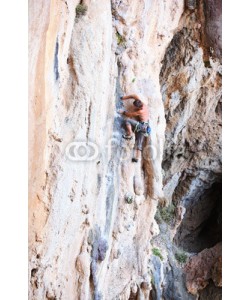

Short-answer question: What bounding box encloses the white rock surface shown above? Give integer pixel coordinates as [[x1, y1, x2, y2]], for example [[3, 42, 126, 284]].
[[29, 0, 221, 299], [29, 1, 184, 299]]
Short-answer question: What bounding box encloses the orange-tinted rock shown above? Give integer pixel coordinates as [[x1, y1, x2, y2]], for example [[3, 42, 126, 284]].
[[184, 243, 222, 295]]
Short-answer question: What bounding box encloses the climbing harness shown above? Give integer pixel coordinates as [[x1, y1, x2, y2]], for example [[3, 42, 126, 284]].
[[135, 121, 151, 137]]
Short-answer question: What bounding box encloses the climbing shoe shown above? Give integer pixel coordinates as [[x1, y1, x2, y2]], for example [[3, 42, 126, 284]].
[[132, 158, 138, 163], [122, 134, 133, 140]]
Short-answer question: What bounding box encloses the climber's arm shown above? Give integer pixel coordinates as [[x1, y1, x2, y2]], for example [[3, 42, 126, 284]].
[[121, 94, 141, 101]]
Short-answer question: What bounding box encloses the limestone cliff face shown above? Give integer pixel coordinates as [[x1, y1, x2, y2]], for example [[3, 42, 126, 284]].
[[29, 1, 221, 299]]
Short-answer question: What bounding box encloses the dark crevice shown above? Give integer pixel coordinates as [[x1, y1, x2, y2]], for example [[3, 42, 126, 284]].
[[174, 180, 222, 253], [54, 37, 59, 81], [199, 280, 222, 300], [129, 290, 139, 300]]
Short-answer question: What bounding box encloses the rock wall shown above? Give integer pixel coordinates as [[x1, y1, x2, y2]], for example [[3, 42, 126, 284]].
[[29, 0, 221, 299], [156, 0, 222, 298]]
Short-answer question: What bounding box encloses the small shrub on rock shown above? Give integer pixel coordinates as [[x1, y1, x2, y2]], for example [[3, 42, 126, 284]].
[[152, 247, 163, 261], [76, 3, 88, 17], [175, 251, 188, 264], [116, 31, 126, 46], [160, 204, 176, 224]]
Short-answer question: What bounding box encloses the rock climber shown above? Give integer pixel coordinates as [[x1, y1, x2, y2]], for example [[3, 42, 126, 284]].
[[118, 94, 151, 163]]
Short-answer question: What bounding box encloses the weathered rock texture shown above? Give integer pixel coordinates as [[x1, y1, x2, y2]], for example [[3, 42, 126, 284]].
[[184, 242, 222, 294], [157, 0, 222, 298], [29, 0, 221, 299]]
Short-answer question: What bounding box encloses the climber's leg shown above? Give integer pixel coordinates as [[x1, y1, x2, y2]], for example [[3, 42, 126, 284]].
[[132, 149, 141, 163], [122, 122, 133, 139], [122, 119, 137, 139], [125, 121, 133, 135], [132, 132, 144, 162]]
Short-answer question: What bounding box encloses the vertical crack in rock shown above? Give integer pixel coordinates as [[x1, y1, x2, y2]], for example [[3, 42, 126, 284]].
[[149, 256, 162, 300], [104, 60, 123, 236], [90, 226, 108, 299], [54, 37, 59, 81]]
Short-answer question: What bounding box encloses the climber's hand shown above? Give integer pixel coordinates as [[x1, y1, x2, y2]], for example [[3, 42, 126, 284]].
[[118, 109, 125, 115]]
